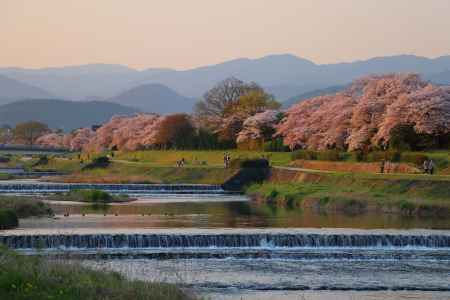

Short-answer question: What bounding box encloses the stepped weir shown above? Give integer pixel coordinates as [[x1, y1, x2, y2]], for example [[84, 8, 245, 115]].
[[0, 182, 226, 194], [1, 232, 449, 250]]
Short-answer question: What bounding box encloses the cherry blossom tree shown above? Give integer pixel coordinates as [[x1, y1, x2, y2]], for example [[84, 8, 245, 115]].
[[277, 74, 450, 151]]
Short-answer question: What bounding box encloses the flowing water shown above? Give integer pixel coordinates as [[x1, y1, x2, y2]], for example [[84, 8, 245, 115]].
[[1, 183, 450, 299]]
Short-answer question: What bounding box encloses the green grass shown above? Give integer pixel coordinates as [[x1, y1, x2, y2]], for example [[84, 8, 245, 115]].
[[0, 247, 194, 300], [246, 171, 450, 216], [115, 150, 292, 167]]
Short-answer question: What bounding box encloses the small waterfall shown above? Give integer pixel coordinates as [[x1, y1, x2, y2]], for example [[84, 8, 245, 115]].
[[1, 233, 449, 250], [0, 183, 226, 194]]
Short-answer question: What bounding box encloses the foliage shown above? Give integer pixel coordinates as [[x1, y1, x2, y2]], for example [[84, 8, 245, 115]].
[[277, 74, 450, 151], [237, 110, 281, 144], [153, 114, 196, 149], [82, 156, 110, 170], [194, 77, 264, 121], [13, 121, 49, 146], [0, 247, 194, 300], [239, 158, 270, 168], [0, 197, 53, 218], [0, 209, 18, 229], [263, 137, 289, 152]]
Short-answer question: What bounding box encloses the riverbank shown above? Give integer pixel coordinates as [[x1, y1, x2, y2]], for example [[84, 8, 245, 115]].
[[0, 246, 194, 300], [246, 168, 450, 217]]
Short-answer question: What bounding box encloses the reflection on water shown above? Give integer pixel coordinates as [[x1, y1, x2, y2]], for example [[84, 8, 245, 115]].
[[21, 196, 450, 230], [85, 255, 450, 299]]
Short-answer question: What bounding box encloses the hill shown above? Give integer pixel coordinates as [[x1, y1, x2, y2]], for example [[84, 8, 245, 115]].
[[0, 75, 53, 105], [108, 83, 195, 114], [282, 85, 347, 108], [0, 99, 139, 130]]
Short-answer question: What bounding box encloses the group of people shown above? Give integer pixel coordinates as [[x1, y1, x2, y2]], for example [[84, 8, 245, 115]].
[[224, 153, 231, 168], [176, 157, 186, 167], [423, 158, 435, 175]]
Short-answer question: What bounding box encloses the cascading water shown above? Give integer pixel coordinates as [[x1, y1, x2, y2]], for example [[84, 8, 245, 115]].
[[2, 233, 449, 250], [0, 182, 227, 194]]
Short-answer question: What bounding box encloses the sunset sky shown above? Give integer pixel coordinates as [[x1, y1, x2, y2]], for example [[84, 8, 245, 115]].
[[2, 0, 450, 70]]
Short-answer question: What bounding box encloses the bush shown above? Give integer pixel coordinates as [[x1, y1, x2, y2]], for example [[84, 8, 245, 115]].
[[0, 198, 53, 218], [0, 209, 19, 229], [291, 150, 317, 161], [69, 189, 112, 203], [33, 155, 49, 166], [82, 156, 110, 170], [240, 159, 270, 168]]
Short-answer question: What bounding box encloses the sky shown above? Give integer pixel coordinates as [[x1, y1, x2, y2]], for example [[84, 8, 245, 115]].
[[1, 0, 450, 70]]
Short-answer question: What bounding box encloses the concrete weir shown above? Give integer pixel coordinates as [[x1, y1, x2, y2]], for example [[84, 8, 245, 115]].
[[0, 182, 227, 194]]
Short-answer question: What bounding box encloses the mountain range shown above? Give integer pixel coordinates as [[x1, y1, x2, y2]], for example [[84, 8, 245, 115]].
[[0, 99, 139, 131], [2, 54, 450, 101]]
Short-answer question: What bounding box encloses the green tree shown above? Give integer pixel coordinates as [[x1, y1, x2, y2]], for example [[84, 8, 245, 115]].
[[13, 121, 49, 146], [225, 89, 281, 116]]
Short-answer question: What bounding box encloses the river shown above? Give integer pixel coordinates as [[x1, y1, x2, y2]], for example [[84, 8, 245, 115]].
[[1, 183, 449, 299]]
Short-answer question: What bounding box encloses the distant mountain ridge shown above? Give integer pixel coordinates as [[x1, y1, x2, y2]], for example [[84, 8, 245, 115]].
[[0, 75, 53, 105], [1, 54, 450, 106], [107, 83, 196, 114], [283, 85, 348, 108], [0, 99, 139, 130]]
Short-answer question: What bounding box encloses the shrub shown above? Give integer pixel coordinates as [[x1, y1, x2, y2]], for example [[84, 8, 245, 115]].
[[0, 198, 53, 218], [0, 209, 19, 229], [68, 189, 112, 203], [82, 156, 110, 170], [32, 155, 49, 168], [291, 150, 317, 161], [240, 159, 270, 168]]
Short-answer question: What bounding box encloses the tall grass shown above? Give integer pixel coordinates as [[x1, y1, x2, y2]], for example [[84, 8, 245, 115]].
[[0, 247, 194, 300]]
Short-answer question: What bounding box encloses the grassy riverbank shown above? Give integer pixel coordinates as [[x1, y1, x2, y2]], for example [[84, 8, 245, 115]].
[[247, 169, 450, 217], [0, 247, 194, 300]]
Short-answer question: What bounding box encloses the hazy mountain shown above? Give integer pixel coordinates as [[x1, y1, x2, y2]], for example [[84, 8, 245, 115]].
[[0, 64, 174, 100], [427, 70, 450, 85], [108, 83, 196, 114], [0, 75, 53, 105], [2, 54, 450, 103], [0, 99, 139, 130], [282, 85, 348, 108]]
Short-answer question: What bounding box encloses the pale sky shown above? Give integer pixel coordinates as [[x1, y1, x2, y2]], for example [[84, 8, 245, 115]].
[[1, 0, 450, 70]]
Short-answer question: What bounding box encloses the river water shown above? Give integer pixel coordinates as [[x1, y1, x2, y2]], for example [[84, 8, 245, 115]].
[[1, 185, 450, 299]]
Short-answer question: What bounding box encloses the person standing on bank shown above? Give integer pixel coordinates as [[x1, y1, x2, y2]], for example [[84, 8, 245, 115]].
[[428, 159, 435, 175], [423, 159, 429, 174]]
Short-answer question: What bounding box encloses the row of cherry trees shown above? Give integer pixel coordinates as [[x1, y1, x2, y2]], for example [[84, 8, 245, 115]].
[[276, 74, 450, 151], [36, 74, 450, 152]]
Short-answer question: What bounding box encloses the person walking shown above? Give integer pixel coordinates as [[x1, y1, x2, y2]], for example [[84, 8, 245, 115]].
[[428, 159, 435, 175], [380, 159, 386, 174]]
